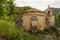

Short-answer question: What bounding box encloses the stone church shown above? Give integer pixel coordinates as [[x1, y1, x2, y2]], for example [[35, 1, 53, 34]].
[[16, 5, 56, 32]]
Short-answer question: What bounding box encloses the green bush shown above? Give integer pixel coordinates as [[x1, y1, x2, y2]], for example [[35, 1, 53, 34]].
[[0, 20, 21, 40], [55, 12, 60, 27]]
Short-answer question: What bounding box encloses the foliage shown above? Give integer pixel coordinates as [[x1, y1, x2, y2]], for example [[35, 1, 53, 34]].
[[0, 0, 9, 18], [0, 20, 41, 40], [0, 0, 19, 19], [7, 0, 19, 16], [55, 12, 60, 27], [0, 20, 21, 40]]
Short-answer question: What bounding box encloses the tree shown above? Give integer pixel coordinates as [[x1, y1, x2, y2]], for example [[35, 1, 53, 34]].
[[7, 0, 19, 16], [0, 0, 9, 19], [0, 0, 31, 21], [0, 0, 19, 21]]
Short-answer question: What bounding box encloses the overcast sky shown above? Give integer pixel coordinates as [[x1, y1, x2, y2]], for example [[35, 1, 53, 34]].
[[14, 0, 60, 11]]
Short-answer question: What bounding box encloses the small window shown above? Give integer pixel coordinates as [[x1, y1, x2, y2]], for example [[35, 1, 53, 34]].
[[46, 17, 49, 21], [46, 18, 50, 27], [31, 16, 37, 20], [47, 11, 50, 17], [32, 26, 37, 30]]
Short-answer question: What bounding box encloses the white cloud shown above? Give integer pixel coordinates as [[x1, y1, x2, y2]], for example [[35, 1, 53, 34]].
[[50, 0, 60, 8], [15, 0, 60, 11]]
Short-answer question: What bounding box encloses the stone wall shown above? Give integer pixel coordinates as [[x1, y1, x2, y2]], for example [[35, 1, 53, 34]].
[[22, 12, 47, 31], [37, 15, 46, 30], [21, 8, 55, 31], [49, 16, 55, 27], [22, 15, 31, 31]]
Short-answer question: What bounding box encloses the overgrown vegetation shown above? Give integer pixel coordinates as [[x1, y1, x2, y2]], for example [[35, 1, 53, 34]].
[[0, 20, 41, 40], [0, 20, 20, 40], [0, 0, 40, 40], [0, 0, 60, 40]]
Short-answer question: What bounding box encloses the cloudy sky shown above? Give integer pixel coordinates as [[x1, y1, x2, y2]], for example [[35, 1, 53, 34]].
[[14, 0, 60, 11]]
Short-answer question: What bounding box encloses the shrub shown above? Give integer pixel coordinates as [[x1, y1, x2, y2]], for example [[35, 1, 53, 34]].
[[0, 20, 48, 40], [0, 20, 21, 40]]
